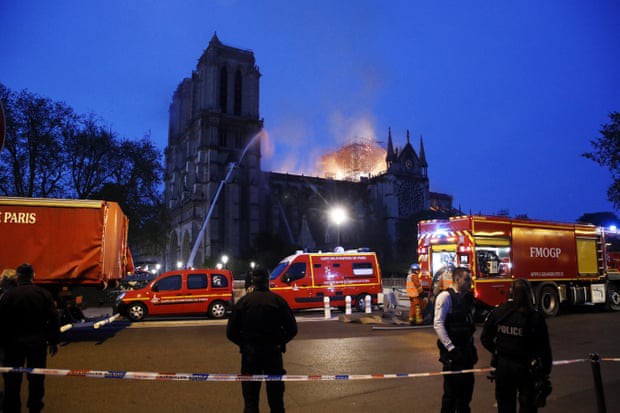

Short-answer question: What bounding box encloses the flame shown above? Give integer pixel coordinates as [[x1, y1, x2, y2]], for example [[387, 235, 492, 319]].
[[319, 137, 386, 181]]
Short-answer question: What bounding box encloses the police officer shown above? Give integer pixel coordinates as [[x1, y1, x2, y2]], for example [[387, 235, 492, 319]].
[[227, 266, 298, 413], [0, 263, 59, 413], [433, 266, 477, 413], [406, 264, 424, 325], [481, 279, 552, 412]]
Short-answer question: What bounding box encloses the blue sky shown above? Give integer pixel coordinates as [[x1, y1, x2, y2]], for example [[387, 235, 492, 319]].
[[1, 0, 619, 222]]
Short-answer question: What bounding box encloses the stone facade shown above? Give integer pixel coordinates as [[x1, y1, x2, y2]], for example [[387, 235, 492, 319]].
[[164, 35, 451, 271]]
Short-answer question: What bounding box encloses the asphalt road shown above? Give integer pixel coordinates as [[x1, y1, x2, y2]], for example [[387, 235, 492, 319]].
[[2, 307, 619, 412]]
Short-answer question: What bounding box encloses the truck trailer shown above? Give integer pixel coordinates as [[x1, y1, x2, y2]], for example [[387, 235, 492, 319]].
[[0, 197, 133, 322], [417, 215, 620, 316]]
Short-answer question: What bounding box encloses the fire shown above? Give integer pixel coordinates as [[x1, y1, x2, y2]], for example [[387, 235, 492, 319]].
[[319, 137, 386, 181]]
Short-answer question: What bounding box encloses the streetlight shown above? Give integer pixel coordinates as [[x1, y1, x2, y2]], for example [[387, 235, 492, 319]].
[[176, 261, 183, 269], [216, 263, 223, 270], [250, 261, 256, 270], [221, 254, 229, 269], [329, 206, 348, 246]]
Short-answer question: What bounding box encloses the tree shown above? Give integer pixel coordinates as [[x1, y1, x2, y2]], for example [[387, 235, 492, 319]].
[[584, 112, 620, 210], [0, 83, 168, 259], [0, 84, 77, 197]]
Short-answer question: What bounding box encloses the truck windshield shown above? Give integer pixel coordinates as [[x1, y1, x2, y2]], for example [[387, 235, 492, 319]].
[[270, 262, 288, 280]]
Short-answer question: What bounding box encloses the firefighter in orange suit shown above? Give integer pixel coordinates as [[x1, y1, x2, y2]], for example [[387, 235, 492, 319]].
[[406, 264, 424, 325]]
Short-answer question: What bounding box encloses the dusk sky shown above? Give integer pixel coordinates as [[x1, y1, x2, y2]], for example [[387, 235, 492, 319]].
[[1, 1, 619, 223]]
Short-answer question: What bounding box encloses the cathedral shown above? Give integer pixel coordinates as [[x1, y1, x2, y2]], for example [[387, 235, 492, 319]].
[[163, 34, 452, 273]]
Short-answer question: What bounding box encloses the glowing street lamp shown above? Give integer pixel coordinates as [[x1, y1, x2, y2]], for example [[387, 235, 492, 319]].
[[176, 261, 183, 269], [221, 254, 229, 269], [216, 263, 223, 270], [250, 261, 256, 270], [329, 206, 348, 246]]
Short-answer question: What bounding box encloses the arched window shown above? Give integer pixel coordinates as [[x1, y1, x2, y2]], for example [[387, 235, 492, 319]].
[[234, 69, 242, 115], [219, 67, 228, 113]]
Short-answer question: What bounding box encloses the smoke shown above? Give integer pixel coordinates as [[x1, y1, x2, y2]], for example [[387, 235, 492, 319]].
[[328, 110, 378, 145]]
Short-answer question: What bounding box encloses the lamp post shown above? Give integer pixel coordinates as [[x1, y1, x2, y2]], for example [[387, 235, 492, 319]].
[[329, 206, 348, 247]]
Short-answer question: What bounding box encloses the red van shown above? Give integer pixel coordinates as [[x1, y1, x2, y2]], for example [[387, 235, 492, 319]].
[[115, 269, 233, 321], [269, 249, 383, 311]]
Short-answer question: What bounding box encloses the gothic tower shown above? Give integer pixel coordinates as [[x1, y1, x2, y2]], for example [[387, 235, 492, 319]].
[[164, 33, 263, 269]]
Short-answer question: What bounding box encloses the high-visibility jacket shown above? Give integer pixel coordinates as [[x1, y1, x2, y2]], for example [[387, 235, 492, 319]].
[[406, 272, 423, 298], [432, 268, 454, 297]]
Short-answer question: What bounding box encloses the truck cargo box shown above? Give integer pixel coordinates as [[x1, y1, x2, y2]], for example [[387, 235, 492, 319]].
[[0, 197, 132, 286]]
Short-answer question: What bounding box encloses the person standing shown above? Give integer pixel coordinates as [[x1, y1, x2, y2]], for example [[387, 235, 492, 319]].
[[433, 266, 477, 413], [0, 263, 59, 413], [227, 267, 298, 413], [481, 279, 552, 412], [406, 264, 424, 325]]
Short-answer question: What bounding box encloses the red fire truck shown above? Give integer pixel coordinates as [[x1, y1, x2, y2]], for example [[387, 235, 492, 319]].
[[417, 215, 620, 316]]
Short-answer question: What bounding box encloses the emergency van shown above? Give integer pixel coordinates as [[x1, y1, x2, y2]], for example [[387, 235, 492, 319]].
[[417, 215, 620, 317], [115, 268, 233, 321], [269, 249, 383, 311]]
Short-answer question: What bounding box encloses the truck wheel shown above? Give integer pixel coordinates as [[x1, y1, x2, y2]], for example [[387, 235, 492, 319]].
[[127, 303, 146, 321], [208, 301, 227, 319], [537, 285, 559, 317], [356, 294, 370, 312], [606, 284, 620, 311]]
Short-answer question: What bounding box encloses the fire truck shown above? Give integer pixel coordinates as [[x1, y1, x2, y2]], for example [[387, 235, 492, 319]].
[[417, 215, 620, 316]]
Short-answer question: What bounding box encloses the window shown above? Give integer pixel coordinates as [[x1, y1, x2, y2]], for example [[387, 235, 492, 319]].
[[475, 246, 511, 277], [284, 262, 306, 282], [211, 274, 228, 288], [218, 127, 227, 147], [234, 69, 242, 115], [154, 275, 181, 291], [219, 67, 228, 113], [270, 262, 288, 280], [188, 274, 207, 289], [352, 262, 373, 276]]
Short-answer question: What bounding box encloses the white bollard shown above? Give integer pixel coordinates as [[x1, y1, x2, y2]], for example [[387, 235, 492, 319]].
[[323, 296, 331, 319], [345, 295, 352, 315], [365, 295, 372, 314], [378, 292, 384, 305]]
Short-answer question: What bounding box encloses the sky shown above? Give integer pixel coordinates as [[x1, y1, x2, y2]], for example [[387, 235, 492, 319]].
[[1, 0, 619, 223]]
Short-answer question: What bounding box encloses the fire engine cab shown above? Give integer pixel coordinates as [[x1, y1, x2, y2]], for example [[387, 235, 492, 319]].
[[417, 215, 620, 316]]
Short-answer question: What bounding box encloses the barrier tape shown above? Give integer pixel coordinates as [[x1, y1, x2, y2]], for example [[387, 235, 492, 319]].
[[0, 357, 616, 382]]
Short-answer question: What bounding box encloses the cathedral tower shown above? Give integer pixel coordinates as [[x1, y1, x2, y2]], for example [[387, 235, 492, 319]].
[[164, 33, 263, 268]]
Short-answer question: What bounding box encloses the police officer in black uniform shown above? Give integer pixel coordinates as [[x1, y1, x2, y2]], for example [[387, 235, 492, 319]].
[[0, 263, 59, 413], [227, 266, 298, 413], [433, 267, 477, 413], [481, 279, 552, 412]]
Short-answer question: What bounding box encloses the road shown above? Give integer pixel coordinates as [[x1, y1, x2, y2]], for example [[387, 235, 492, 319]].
[[2, 308, 619, 412]]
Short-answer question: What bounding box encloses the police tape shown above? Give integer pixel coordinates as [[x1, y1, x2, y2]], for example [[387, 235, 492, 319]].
[[0, 357, 617, 382]]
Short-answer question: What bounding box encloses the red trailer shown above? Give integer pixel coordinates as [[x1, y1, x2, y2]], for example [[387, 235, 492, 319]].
[[417, 215, 620, 316], [0, 197, 134, 321]]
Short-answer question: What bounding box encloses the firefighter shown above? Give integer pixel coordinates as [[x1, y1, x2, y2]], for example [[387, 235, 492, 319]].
[[433, 266, 477, 413], [432, 265, 454, 297], [481, 279, 552, 412], [406, 264, 424, 325]]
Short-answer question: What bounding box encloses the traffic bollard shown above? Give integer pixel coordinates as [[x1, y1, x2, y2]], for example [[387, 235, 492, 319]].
[[323, 296, 331, 319], [590, 352, 607, 413], [345, 295, 352, 315], [365, 295, 372, 313], [378, 292, 384, 305]]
